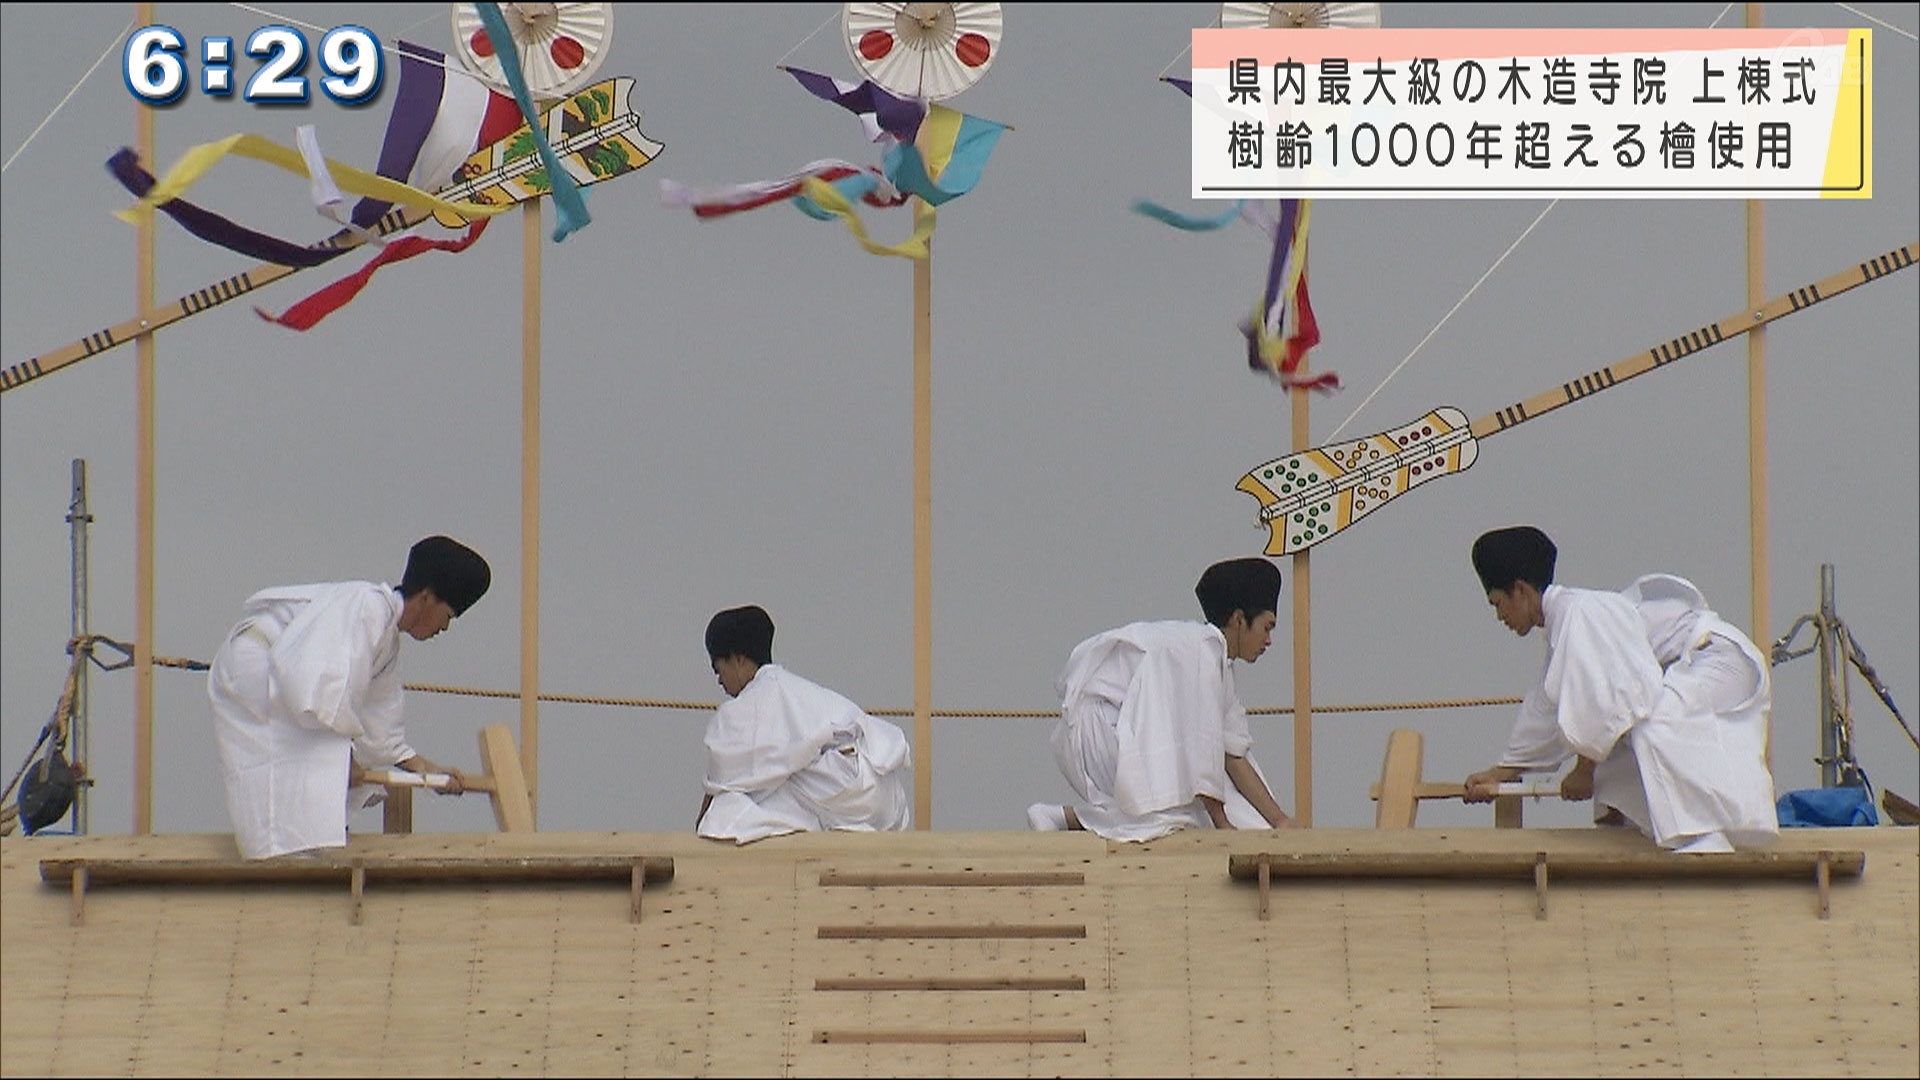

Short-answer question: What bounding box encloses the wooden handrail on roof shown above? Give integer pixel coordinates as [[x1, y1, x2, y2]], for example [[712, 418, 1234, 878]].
[[44, 853, 674, 927], [1230, 849, 1864, 923]]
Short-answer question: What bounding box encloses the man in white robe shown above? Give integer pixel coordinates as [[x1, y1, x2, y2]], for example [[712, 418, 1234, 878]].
[[1463, 527, 1776, 852], [697, 606, 911, 844], [1028, 558, 1299, 841], [207, 536, 490, 859], [1618, 573, 1778, 848]]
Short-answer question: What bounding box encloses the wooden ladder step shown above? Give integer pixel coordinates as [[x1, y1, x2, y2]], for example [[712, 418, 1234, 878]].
[[818, 923, 1085, 939], [814, 976, 1086, 991]]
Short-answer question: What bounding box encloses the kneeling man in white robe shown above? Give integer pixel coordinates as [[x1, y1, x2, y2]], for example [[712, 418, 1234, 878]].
[[1463, 526, 1777, 853], [207, 536, 490, 859], [1028, 557, 1300, 841], [697, 605, 912, 844]]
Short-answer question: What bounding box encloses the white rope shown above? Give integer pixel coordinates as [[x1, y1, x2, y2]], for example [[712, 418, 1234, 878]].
[[391, 8, 448, 41], [1326, 201, 1558, 440], [1155, 11, 1221, 81], [776, 5, 843, 70], [1834, 1, 1919, 41], [1327, 0, 1741, 440], [0, 15, 136, 175]]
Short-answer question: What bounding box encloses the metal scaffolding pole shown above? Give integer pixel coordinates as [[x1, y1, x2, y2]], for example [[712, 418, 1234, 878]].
[[67, 459, 93, 834]]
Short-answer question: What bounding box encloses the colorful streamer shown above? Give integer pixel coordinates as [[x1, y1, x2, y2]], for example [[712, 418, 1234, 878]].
[[1139, 75, 1334, 390], [256, 220, 490, 330], [797, 176, 936, 259], [105, 148, 348, 268], [116, 132, 509, 228]]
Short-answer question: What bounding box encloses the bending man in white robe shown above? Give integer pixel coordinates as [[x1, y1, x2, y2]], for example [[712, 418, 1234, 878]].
[[697, 605, 911, 844], [207, 535, 491, 859], [1463, 526, 1777, 852], [1028, 557, 1299, 841]]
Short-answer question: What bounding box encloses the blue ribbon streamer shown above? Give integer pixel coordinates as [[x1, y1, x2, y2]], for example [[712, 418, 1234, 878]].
[[475, 2, 590, 241], [1131, 198, 1247, 231]]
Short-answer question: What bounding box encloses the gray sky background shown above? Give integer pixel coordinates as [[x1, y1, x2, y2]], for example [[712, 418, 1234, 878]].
[[3, 3, 1915, 840]]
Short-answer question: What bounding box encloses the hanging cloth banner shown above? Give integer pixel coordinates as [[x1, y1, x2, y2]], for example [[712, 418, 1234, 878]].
[[785, 67, 926, 143], [256, 49, 548, 330], [1245, 198, 1336, 391], [116, 132, 510, 227], [473, 1, 590, 241], [884, 104, 1005, 207], [1139, 74, 1334, 390], [351, 40, 521, 228]]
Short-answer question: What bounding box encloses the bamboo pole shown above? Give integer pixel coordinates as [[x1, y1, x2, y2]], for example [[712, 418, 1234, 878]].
[[521, 200, 541, 824], [912, 212, 933, 829], [1746, 2, 1771, 772], [1290, 366, 1312, 826], [133, 0, 156, 835]]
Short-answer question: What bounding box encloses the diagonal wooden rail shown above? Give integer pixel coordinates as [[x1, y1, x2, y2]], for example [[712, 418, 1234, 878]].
[[1239, 242, 1920, 555]]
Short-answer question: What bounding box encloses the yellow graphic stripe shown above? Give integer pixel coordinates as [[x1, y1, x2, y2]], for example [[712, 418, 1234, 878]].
[[1821, 29, 1871, 198]]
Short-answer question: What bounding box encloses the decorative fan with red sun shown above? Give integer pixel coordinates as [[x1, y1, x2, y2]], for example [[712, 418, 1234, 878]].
[[843, 3, 1002, 101], [453, 2, 613, 100]]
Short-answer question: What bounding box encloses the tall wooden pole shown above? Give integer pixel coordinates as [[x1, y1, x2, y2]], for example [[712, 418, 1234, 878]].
[[912, 214, 933, 829], [1746, 2, 1771, 771], [521, 200, 542, 824], [1289, 380, 1312, 827], [133, 0, 157, 835]]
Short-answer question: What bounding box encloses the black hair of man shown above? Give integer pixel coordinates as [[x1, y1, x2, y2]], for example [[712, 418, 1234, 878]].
[[1194, 557, 1284, 629], [1471, 526, 1558, 595], [398, 536, 491, 616], [706, 605, 775, 666]]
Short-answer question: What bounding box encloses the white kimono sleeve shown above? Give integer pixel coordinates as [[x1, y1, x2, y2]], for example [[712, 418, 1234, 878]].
[[1543, 592, 1663, 762], [1499, 677, 1573, 771], [266, 585, 391, 741], [351, 646, 413, 769]]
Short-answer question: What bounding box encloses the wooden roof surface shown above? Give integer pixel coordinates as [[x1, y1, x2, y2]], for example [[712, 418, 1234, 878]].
[[3, 826, 1915, 1077]]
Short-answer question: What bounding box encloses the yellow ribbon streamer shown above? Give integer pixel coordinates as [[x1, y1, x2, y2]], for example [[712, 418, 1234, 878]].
[[798, 176, 936, 260], [917, 105, 963, 179], [116, 133, 509, 227]]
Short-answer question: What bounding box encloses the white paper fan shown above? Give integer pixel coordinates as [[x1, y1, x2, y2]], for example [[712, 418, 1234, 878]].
[[1219, 3, 1384, 29], [452, 3, 613, 101], [843, 3, 1002, 102]]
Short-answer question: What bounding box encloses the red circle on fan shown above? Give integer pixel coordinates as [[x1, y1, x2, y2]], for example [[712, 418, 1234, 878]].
[[859, 30, 894, 60], [551, 36, 585, 69], [469, 29, 495, 58], [956, 33, 992, 67]]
